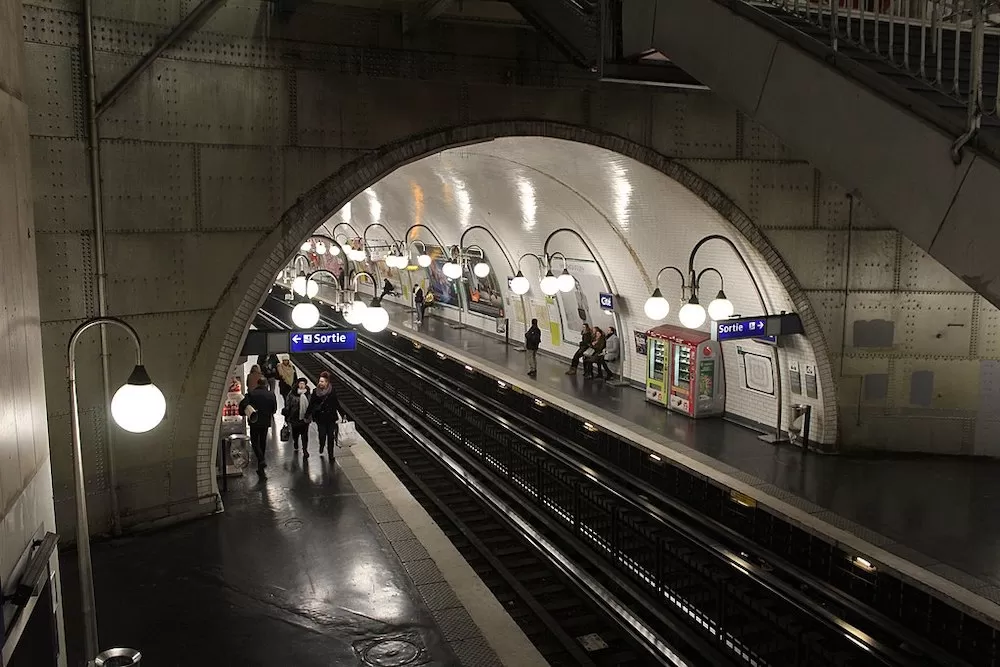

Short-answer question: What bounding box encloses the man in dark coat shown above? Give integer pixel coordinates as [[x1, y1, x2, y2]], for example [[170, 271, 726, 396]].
[[525, 318, 542, 377], [239, 378, 278, 478]]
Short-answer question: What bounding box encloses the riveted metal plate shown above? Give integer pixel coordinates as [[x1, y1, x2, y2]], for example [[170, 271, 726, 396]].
[[898, 235, 972, 292], [896, 293, 975, 357], [650, 93, 738, 160], [101, 141, 196, 232], [199, 146, 283, 229], [31, 137, 92, 232], [24, 42, 78, 137]]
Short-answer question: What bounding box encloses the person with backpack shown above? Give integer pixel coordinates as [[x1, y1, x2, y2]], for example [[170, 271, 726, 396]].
[[525, 318, 542, 377], [305, 371, 344, 455], [257, 353, 279, 391], [239, 378, 278, 479], [282, 378, 312, 457]]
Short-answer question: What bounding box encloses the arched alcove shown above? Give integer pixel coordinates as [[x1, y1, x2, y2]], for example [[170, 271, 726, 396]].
[[195, 122, 839, 498]]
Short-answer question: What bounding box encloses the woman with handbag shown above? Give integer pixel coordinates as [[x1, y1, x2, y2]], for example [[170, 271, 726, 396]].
[[282, 378, 311, 457], [305, 371, 344, 455]]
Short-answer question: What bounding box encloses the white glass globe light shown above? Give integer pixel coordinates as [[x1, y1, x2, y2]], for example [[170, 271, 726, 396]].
[[292, 274, 308, 296], [417, 253, 432, 268], [315, 241, 327, 255], [443, 262, 463, 280], [111, 368, 166, 434], [510, 272, 530, 295], [557, 270, 575, 293], [363, 306, 390, 333], [385, 254, 398, 269], [301, 241, 311, 252], [540, 271, 559, 296], [292, 301, 320, 328], [678, 300, 707, 329], [644, 288, 670, 320], [306, 278, 319, 299], [329, 244, 341, 256], [355, 249, 368, 262], [344, 300, 367, 325], [707, 292, 735, 321], [473, 262, 490, 278]]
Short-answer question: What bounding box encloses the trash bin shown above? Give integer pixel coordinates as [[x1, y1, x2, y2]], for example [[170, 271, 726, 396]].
[[95, 648, 142, 666]]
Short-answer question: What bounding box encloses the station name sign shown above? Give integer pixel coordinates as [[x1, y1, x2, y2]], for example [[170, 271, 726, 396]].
[[289, 330, 357, 353], [712, 313, 803, 343]]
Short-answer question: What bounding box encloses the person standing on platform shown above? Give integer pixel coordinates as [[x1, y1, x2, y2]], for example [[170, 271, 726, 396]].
[[239, 378, 278, 479], [414, 286, 425, 323], [283, 378, 312, 457], [525, 318, 542, 377], [600, 326, 620, 382], [306, 371, 343, 455], [566, 323, 592, 374], [277, 356, 296, 400]]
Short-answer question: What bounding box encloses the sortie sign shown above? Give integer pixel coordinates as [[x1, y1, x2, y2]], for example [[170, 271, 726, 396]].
[[289, 330, 357, 353]]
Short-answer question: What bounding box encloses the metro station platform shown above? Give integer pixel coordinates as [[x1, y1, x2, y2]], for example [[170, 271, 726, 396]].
[[385, 306, 1000, 627], [57, 377, 541, 667]]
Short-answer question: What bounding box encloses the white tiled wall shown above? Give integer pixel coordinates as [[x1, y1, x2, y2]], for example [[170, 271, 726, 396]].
[[327, 139, 832, 444]]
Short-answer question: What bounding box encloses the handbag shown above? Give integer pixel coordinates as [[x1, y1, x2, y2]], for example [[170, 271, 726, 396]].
[[336, 420, 358, 447], [582, 348, 596, 357], [280, 424, 290, 442]]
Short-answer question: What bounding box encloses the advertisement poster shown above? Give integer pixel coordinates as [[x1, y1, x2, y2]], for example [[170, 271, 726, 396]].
[[463, 249, 505, 318], [634, 330, 648, 355], [698, 360, 715, 399], [408, 244, 461, 309], [302, 237, 348, 288], [546, 296, 562, 347], [555, 258, 612, 338]]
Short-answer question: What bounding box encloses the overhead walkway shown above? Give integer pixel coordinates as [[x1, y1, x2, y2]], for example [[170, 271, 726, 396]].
[[366, 302, 1000, 632], [619, 0, 1000, 305]]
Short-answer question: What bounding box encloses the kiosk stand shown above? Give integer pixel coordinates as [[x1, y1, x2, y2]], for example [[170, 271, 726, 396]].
[[645, 324, 725, 419]]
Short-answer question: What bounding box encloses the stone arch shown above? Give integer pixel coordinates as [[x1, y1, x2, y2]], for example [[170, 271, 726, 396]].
[[193, 120, 840, 496]]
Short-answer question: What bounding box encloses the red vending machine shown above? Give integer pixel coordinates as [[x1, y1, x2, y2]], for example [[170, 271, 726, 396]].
[[646, 325, 725, 419]]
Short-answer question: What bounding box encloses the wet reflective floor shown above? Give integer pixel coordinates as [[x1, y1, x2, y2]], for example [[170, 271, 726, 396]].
[[399, 310, 1000, 591], [60, 422, 459, 667]]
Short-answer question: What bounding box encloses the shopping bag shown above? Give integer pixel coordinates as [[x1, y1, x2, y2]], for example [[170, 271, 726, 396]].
[[280, 424, 291, 442], [336, 420, 358, 447]]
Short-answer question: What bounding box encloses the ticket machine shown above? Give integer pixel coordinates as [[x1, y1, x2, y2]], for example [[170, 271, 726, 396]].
[[645, 324, 725, 418]]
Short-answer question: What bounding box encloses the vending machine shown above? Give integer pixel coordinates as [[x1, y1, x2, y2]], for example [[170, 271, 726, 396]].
[[645, 325, 726, 419]]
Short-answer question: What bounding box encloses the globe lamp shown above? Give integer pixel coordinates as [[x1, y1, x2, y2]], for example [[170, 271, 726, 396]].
[[678, 296, 707, 329], [540, 270, 559, 296], [643, 288, 670, 321], [111, 365, 166, 434], [510, 271, 529, 295]]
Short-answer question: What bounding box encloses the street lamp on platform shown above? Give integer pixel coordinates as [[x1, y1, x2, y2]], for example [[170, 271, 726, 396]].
[[644, 235, 739, 327], [68, 317, 165, 666]]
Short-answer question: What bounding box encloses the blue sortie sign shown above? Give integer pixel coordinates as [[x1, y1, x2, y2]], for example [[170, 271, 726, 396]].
[[716, 317, 768, 342], [289, 330, 357, 352]]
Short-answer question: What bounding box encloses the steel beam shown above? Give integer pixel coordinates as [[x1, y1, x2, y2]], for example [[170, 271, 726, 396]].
[[96, 0, 227, 117], [403, 0, 456, 35]]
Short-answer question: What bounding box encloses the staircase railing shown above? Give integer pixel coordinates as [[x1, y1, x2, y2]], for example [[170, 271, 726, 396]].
[[753, 0, 993, 156]]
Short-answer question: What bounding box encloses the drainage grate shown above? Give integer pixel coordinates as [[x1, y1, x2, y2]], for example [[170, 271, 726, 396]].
[[353, 632, 429, 667]]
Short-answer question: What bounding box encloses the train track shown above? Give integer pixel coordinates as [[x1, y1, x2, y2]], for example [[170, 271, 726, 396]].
[[259, 296, 969, 667], [257, 308, 713, 667]]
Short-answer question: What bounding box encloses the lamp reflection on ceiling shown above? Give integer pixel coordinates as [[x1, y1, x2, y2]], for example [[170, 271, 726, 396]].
[[516, 174, 536, 230], [410, 180, 424, 228], [364, 187, 381, 224], [611, 163, 632, 230]]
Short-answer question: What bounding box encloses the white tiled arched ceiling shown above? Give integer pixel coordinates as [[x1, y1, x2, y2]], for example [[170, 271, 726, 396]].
[[311, 137, 836, 445]]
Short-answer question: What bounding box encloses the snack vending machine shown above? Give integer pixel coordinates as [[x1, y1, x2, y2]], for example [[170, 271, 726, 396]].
[[645, 325, 726, 419]]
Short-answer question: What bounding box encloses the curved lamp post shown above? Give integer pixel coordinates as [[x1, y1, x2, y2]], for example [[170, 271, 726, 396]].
[[542, 228, 628, 387], [348, 270, 389, 332], [301, 233, 341, 258], [363, 223, 406, 270], [330, 222, 366, 261], [290, 253, 312, 296], [510, 252, 545, 296], [403, 224, 449, 267], [69, 317, 166, 665], [645, 234, 782, 443]]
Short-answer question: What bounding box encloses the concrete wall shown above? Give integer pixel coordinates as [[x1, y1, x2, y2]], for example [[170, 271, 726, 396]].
[[21, 0, 1000, 536], [0, 0, 64, 659]]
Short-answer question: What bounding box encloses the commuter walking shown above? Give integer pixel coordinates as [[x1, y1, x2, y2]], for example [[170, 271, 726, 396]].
[[583, 327, 606, 379], [246, 364, 263, 394], [600, 326, 620, 382], [381, 278, 395, 299], [283, 378, 312, 457], [277, 356, 296, 399], [239, 378, 278, 479], [258, 353, 279, 392], [525, 318, 542, 377], [566, 323, 592, 374], [306, 371, 343, 455]]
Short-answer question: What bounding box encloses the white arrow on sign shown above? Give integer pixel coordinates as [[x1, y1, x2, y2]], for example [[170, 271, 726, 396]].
[[292, 335, 301, 343]]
